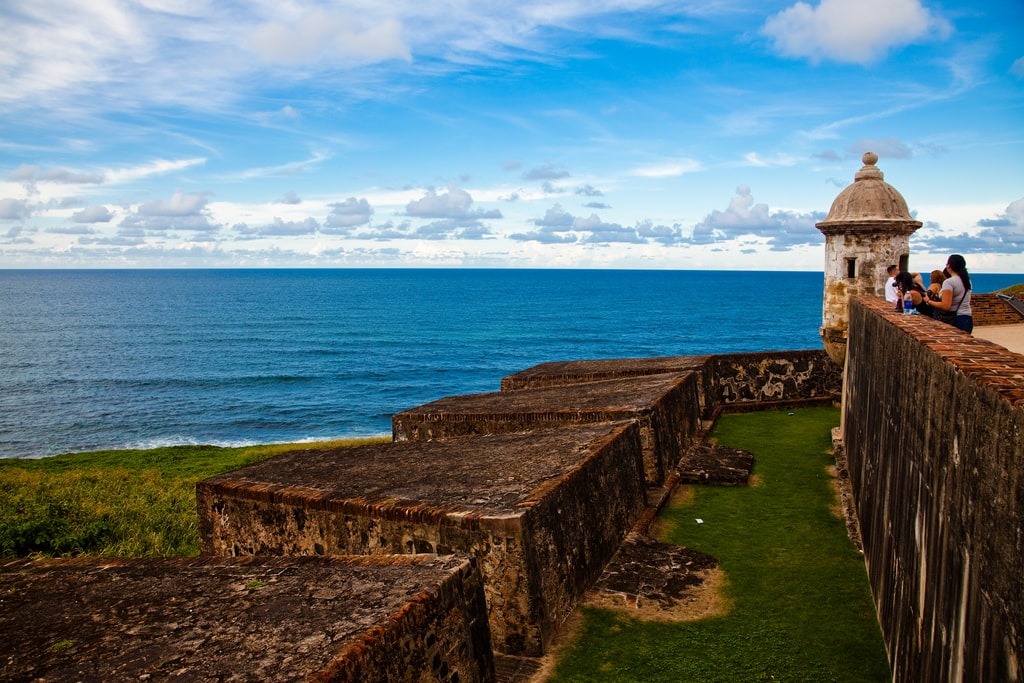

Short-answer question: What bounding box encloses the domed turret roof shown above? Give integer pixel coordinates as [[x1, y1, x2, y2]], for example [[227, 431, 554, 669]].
[[816, 152, 922, 234]]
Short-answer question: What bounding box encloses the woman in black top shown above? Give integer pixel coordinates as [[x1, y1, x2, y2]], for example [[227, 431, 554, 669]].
[[895, 271, 936, 317]]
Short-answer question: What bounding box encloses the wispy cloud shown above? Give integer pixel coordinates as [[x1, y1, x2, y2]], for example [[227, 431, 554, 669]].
[[105, 159, 207, 185], [629, 159, 703, 177], [238, 152, 331, 180]]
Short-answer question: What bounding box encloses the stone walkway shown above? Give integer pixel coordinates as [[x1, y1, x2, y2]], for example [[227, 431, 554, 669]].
[[974, 323, 1024, 355]]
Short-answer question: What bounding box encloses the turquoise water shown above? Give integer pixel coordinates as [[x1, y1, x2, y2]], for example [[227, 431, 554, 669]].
[[0, 269, 1018, 459]]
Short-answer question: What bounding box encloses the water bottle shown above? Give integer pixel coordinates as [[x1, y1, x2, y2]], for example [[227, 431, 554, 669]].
[[903, 291, 914, 314]]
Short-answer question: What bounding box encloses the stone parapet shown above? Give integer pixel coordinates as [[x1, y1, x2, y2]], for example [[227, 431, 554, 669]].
[[842, 296, 1023, 682], [703, 349, 841, 417], [500, 350, 840, 424], [393, 374, 698, 487], [972, 292, 1024, 326], [0, 555, 494, 683], [197, 422, 646, 657], [499, 355, 711, 391]]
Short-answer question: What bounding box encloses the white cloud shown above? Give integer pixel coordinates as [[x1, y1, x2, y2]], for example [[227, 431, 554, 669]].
[[997, 198, 1024, 227], [47, 224, 97, 235], [0, 1, 714, 117], [524, 163, 571, 181], [690, 186, 824, 251], [253, 217, 320, 236], [741, 152, 799, 168], [9, 165, 105, 185], [139, 190, 210, 217], [248, 11, 411, 65], [630, 159, 702, 177], [762, 0, 952, 65], [72, 205, 114, 223], [105, 158, 207, 185], [405, 185, 501, 224], [325, 197, 374, 230], [407, 186, 475, 218], [0, 198, 33, 221], [533, 204, 575, 229], [511, 203, 671, 246]]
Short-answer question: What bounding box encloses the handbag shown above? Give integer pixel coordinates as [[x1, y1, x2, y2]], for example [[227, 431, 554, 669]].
[[933, 288, 965, 325]]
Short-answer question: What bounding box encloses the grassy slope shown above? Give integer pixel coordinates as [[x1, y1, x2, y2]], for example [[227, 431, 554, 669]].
[[548, 406, 891, 683], [0, 439, 388, 558]]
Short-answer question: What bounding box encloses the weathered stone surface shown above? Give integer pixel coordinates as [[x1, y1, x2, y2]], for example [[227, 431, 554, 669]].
[[706, 350, 840, 417], [585, 533, 719, 617], [0, 555, 494, 683], [197, 423, 647, 657], [500, 355, 710, 391], [500, 350, 841, 426], [843, 296, 1024, 682], [392, 373, 699, 486], [677, 443, 754, 485], [972, 292, 1024, 325]]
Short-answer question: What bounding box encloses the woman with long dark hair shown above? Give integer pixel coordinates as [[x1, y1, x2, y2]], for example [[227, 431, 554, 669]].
[[931, 254, 973, 333], [895, 271, 935, 317]]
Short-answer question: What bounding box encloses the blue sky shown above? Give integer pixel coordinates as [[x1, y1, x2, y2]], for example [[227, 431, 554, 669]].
[[1, 0, 1022, 271]]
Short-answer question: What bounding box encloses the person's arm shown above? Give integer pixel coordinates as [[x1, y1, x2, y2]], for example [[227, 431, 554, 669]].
[[931, 288, 953, 311]]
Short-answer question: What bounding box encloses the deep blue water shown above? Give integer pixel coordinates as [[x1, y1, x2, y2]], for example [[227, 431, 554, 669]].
[[1, 269, 1019, 459]]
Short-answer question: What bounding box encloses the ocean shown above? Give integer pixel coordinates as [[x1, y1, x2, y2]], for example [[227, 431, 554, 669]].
[[1, 269, 1019, 459]]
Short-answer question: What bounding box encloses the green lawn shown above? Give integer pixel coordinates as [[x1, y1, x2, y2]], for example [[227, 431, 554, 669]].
[[547, 406, 891, 682], [0, 439, 387, 558]]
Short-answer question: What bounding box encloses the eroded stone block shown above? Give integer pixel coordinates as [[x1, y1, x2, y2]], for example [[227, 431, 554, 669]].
[[197, 422, 646, 657], [500, 356, 710, 391], [392, 374, 699, 486], [0, 555, 493, 683]]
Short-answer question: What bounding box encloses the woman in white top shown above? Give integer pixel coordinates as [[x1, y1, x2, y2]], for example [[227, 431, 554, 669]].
[[931, 254, 973, 333]]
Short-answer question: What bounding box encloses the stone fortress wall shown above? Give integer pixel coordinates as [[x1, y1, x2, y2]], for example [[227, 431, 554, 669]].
[[840, 296, 1023, 683]]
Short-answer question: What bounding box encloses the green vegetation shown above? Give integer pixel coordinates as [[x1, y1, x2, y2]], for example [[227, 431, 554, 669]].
[[996, 283, 1024, 295], [0, 438, 388, 558], [548, 407, 890, 683]]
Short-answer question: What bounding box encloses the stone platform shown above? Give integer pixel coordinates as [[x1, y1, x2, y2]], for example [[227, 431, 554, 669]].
[[197, 422, 647, 657], [392, 373, 700, 487], [500, 355, 710, 391], [0, 554, 493, 683]]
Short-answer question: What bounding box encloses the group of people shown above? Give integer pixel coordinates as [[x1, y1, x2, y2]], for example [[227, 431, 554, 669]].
[[884, 254, 973, 333]]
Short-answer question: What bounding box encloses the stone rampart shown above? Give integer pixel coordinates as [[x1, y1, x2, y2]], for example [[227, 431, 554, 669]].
[[842, 296, 1023, 682], [0, 555, 494, 683], [702, 349, 841, 417], [972, 292, 1024, 326], [392, 374, 698, 487], [198, 422, 647, 657], [500, 349, 840, 421]]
